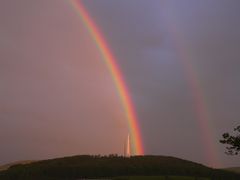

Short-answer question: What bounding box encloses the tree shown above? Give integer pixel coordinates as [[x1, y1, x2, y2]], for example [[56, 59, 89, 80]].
[[220, 125, 240, 155]]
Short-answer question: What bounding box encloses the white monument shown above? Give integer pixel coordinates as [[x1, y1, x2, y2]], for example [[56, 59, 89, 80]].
[[124, 134, 131, 157]]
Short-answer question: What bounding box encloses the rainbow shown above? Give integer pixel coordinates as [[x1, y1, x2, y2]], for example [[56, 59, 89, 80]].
[[160, 13, 221, 167], [70, 0, 144, 155]]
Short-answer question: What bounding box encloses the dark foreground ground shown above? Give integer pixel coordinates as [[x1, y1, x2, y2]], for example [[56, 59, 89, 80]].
[[0, 155, 239, 180]]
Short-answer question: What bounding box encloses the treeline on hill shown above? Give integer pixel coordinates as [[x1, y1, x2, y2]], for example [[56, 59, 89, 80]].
[[0, 155, 239, 180]]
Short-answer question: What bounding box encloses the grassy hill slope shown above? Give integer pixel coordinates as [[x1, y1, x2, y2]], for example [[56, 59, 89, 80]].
[[0, 160, 34, 171], [0, 155, 239, 179], [224, 167, 240, 174]]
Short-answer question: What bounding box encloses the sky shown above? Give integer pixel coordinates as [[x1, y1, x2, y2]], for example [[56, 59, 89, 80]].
[[0, 0, 240, 168]]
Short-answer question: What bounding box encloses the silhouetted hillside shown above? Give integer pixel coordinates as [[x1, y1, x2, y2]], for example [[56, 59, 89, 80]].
[[224, 167, 240, 174], [0, 160, 35, 172], [0, 155, 239, 179]]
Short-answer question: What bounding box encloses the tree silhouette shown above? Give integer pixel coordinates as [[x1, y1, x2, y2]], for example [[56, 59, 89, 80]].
[[220, 125, 240, 155]]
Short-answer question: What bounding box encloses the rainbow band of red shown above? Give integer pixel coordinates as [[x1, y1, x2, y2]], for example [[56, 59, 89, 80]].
[[70, 0, 144, 155]]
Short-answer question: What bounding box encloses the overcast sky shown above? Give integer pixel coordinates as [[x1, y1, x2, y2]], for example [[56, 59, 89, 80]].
[[1, 0, 240, 168]]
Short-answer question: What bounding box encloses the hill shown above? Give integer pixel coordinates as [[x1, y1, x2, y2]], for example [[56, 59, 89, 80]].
[[0, 160, 34, 171], [0, 155, 239, 179], [224, 167, 240, 174]]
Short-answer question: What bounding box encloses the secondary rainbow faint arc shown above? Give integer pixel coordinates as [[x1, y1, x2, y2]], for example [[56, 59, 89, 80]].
[[158, 9, 221, 167], [70, 0, 144, 155]]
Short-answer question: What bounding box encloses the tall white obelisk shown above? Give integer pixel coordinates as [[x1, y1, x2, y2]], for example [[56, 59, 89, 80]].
[[124, 134, 131, 157], [127, 134, 130, 157]]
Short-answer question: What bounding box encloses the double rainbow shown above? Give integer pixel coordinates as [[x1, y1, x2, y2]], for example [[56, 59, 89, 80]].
[[69, 0, 223, 167], [70, 0, 144, 155]]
